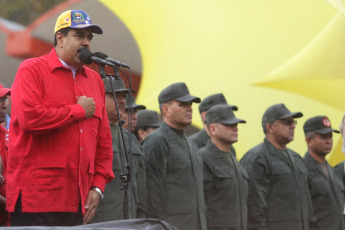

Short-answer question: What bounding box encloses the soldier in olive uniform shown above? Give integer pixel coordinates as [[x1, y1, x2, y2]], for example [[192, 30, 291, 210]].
[[303, 116, 344, 230], [134, 110, 161, 142], [189, 93, 237, 149], [122, 94, 146, 132], [92, 77, 146, 222], [240, 103, 313, 230], [200, 104, 248, 230], [143, 82, 207, 230]]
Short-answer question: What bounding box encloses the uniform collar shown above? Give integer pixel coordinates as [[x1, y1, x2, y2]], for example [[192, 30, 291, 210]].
[[305, 151, 328, 169], [205, 139, 232, 159], [264, 138, 289, 156]]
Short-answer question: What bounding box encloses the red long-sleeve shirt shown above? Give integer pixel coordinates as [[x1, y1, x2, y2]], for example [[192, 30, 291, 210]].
[[0, 125, 9, 225], [6, 48, 114, 213]]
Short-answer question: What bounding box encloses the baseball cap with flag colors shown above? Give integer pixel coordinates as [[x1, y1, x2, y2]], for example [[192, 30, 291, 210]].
[[54, 10, 103, 34]]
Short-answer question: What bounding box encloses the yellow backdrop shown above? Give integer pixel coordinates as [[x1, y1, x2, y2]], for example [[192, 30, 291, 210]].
[[100, 0, 345, 165]]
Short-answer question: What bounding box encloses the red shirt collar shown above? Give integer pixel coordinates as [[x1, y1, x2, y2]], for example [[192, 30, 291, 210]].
[[47, 48, 87, 77]]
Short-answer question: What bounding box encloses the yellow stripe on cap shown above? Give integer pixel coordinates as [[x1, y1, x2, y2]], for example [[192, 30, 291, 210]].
[[54, 10, 72, 34]]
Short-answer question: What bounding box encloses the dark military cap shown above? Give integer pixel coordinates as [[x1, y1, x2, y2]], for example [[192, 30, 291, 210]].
[[158, 82, 201, 104], [303, 116, 340, 134], [137, 110, 161, 128], [125, 94, 146, 110], [262, 103, 303, 128], [206, 104, 246, 125], [199, 93, 238, 114], [103, 77, 130, 93]]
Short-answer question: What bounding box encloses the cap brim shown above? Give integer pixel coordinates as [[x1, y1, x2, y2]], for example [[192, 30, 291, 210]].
[[0, 88, 10, 97], [147, 122, 161, 127], [220, 118, 246, 124], [279, 112, 303, 120], [175, 95, 201, 103], [315, 128, 340, 134], [126, 104, 146, 110], [70, 24, 103, 34], [111, 89, 134, 93]]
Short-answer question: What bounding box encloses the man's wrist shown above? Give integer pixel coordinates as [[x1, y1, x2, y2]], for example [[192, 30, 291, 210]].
[[91, 186, 104, 199]]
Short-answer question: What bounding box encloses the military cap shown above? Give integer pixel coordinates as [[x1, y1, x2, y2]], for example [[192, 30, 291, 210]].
[[206, 104, 246, 125], [158, 82, 201, 104], [137, 110, 161, 128], [303, 116, 340, 134], [103, 77, 130, 93], [199, 93, 238, 113], [262, 103, 303, 128], [125, 94, 146, 110]]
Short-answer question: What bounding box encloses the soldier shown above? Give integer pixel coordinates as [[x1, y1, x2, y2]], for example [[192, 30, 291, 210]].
[[303, 116, 344, 229], [240, 103, 312, 230], [122, 94, 146, 132], [134, 110, 160, 142], [143, 82, 206, 230], [200, 104, 248, 230], [189, 93, 237, 149], [92, 76, 146, 222]]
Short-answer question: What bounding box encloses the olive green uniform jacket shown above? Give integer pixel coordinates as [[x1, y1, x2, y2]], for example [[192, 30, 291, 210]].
[[304, 152, 345, 230], [240, 138, 313, 230], [189, 128, 209, 149], [143, 122, 207, 230], [93, 124, 147, 222], [334, 161, 345, 188], [200, 140, 248, 230]]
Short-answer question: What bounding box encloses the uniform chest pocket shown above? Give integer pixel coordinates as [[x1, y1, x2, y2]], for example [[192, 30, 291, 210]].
[[271, 161, 291, 175], [168, 147, 189, 166], [213, 166, 235, 178], [310, 176, 329, 195]]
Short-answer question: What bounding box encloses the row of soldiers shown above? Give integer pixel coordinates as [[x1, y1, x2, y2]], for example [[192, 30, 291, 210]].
[[94, 78, 345, 230]]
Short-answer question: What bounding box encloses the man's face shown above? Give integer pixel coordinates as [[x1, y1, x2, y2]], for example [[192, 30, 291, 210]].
[[56, 28, 93, 67], [164, 100, 193, 130], [213, 123, 239, 145], [105, 91, 127, 125], [122, 108, 138, 131], [270, 117, 296, 145], [0, 95, 9, 123], [308, 132, 333, 157]]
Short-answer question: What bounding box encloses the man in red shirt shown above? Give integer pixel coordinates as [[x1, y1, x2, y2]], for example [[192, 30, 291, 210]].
[[0, 83, 10, 226], [7, 10, 114, 226]]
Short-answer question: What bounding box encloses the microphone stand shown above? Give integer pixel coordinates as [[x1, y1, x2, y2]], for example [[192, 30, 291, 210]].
[[98, 65, 138, 219]]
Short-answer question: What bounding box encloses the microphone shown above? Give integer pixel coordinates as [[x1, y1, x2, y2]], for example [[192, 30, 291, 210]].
[[79, 49, 115, 67], [94, 52, 130, 68]]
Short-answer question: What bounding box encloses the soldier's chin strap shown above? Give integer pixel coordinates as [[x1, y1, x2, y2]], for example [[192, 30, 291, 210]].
[[98, 65, 139, 219]]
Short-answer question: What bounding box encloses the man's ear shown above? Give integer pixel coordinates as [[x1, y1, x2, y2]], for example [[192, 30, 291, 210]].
[[162, 103, 169, 116], [208, 123, 217, 136], [266, 123, 274, 134], [56, 32, 64, 47], [305, 136, 312, 147]]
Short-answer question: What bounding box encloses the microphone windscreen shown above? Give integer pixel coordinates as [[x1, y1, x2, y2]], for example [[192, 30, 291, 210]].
[[79, 48, 93, 64], [94, 52, 108, 59]]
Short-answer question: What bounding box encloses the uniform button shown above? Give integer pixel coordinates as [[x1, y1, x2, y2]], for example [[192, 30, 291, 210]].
[[80, 129, 83, 133], [80, 147, 83, 151]]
